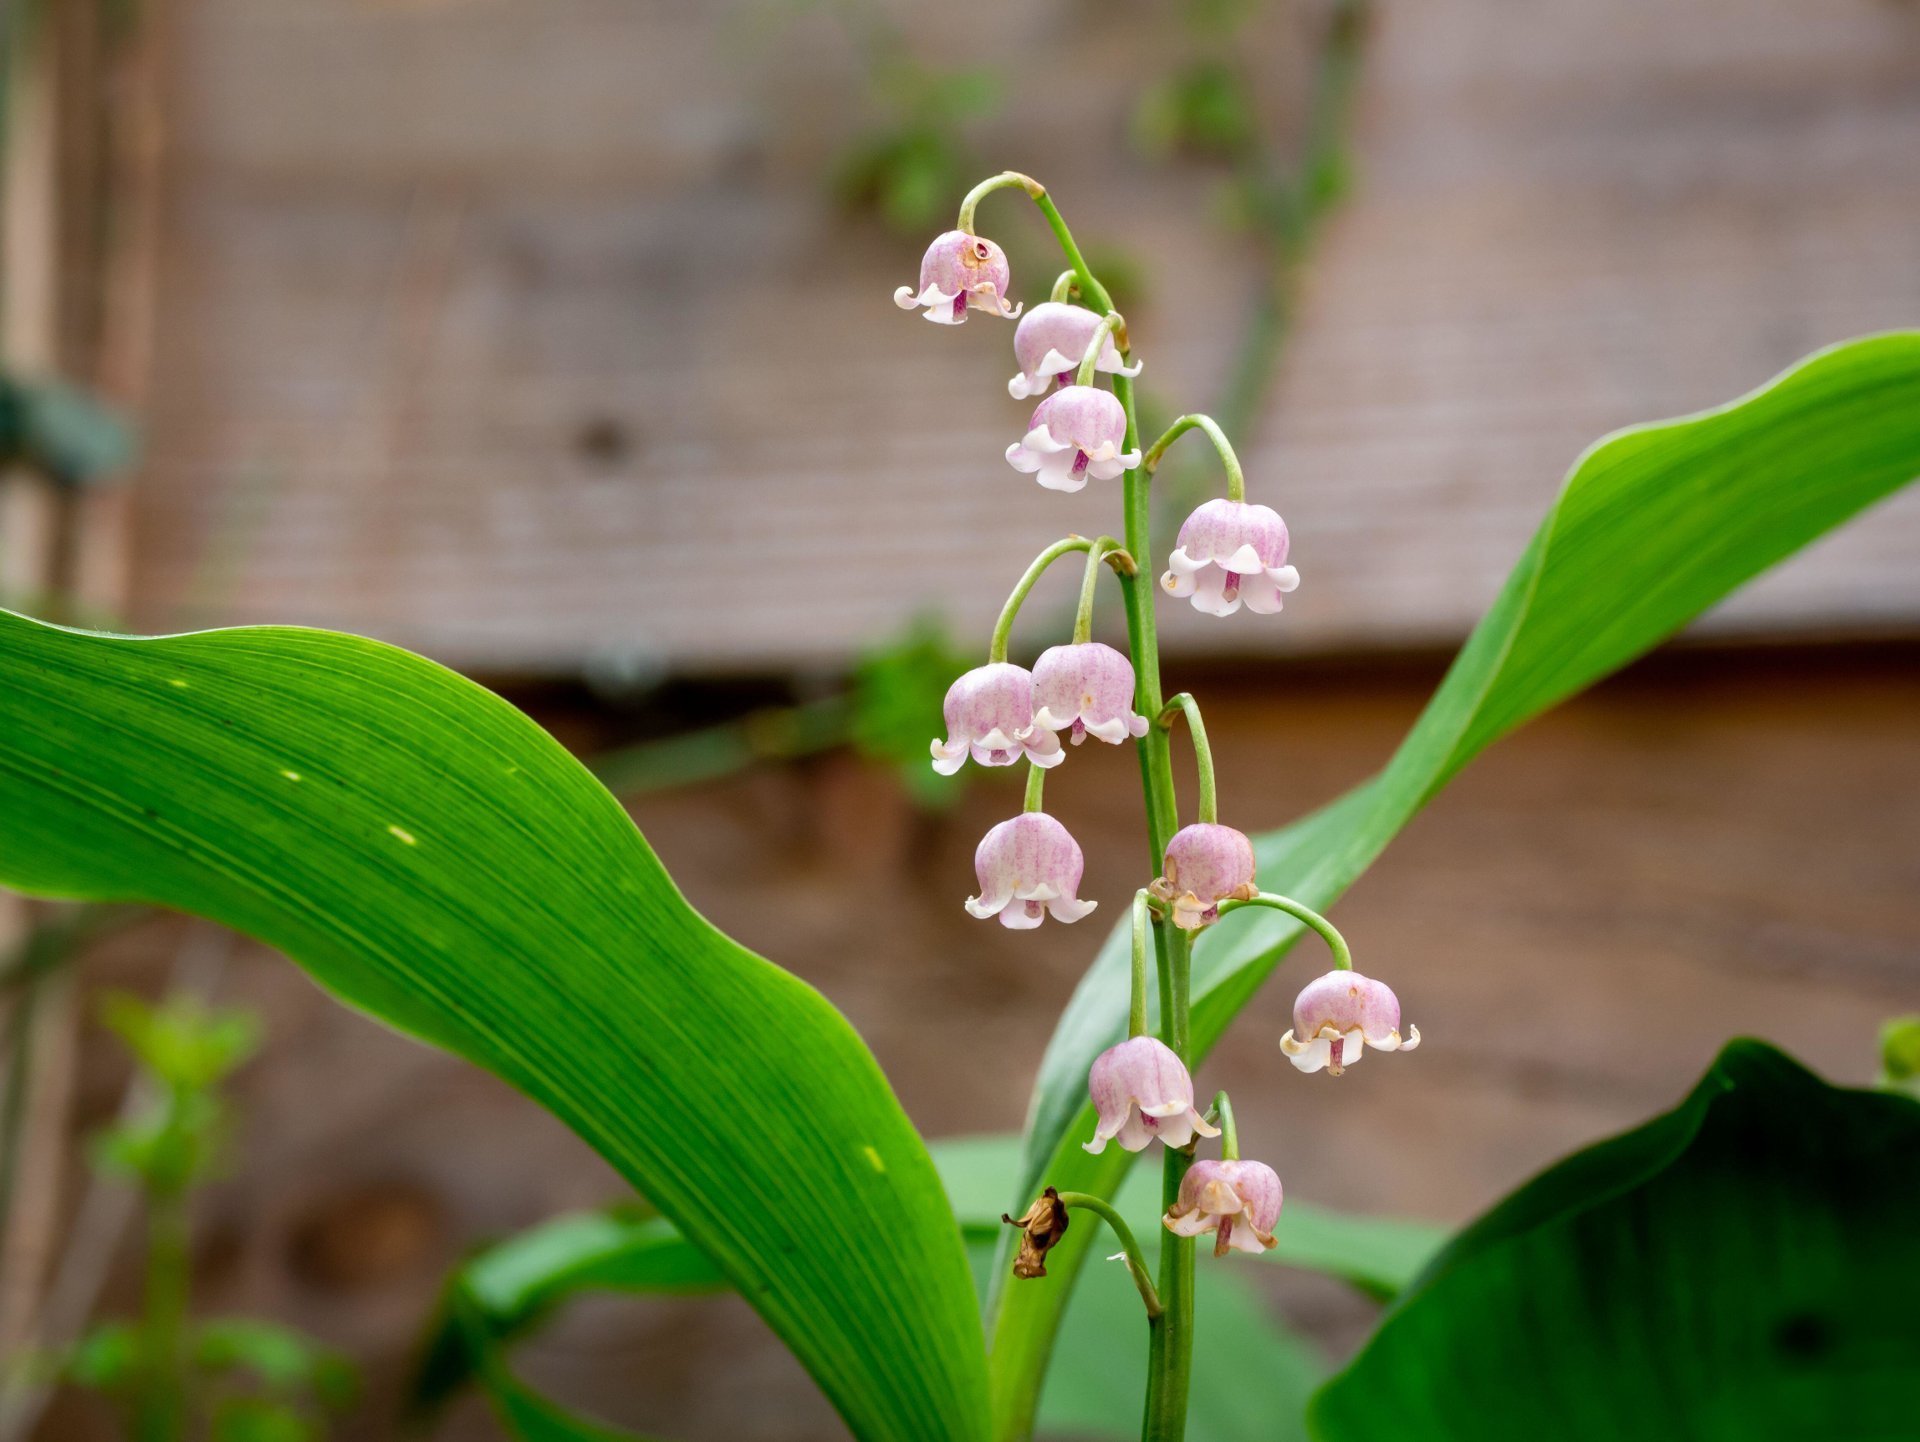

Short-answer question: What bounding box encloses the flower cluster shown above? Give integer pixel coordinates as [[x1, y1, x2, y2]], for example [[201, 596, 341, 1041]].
[[897, 177, 1420, 1298]]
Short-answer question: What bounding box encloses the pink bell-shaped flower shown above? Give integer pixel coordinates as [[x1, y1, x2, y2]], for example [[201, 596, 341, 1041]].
[[1083, 1036, 1221, 1154], [965, 813, 1099, 930], [1279, 970, 1420, 1076], [1007, 302, 1143, 399], [1162, 499, 1300, 616], [1150, 823, 1259, 931], [1031, 642, 1150, 746], [1005, 386, 1141, 492], [893, 230, 1019, 324], [1164, 1158, 1283, 1257], [930, 663, 1064, 775]]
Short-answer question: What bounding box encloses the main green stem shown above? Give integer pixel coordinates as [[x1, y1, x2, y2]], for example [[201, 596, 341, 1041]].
[[987, 176, 1194, 1442]]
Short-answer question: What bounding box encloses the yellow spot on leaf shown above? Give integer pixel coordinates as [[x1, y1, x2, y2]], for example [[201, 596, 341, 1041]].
[[387, 826, 418, 846], [280, 770, 302, 782], [862, 1145, 886, 1173], [167, 678, 190, 689]]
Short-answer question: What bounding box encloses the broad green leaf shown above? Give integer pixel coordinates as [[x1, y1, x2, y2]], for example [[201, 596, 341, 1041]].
[[992, 331, 1920, 1436], [1312, 1041, 1920, 1438], [0, 617, 987, 1442]]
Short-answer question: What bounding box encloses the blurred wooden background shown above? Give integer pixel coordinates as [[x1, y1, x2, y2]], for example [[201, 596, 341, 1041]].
[[130, 0, 1920, 670], [1, 0, 1916, 1438]]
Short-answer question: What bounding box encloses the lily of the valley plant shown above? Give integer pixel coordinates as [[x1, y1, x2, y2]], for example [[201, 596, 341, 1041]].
[[906, 171, 1419, 1440]]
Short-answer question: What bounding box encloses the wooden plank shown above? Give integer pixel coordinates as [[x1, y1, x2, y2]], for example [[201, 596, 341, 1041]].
[[127, 0, 1920, 673]]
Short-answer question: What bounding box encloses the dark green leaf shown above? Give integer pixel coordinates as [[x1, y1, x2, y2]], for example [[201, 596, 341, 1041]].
[[0, 616, 988, 1442], [991, 331, 1920, 1433], [1311, 1041, 1920, 1440]]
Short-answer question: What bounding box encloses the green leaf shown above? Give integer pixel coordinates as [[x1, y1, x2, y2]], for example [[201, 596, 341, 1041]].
[[991, 331, 1920, 1434], [0, 618, 987, 1442], [62, 1321, 143, 1393], [411, 1211, 728, 1418], [1311, 1041, 1920, 1439]]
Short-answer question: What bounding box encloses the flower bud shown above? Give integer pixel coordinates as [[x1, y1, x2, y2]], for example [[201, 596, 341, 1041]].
[[1007, 302, 1143, 399], [1005, 386, 1141, 492], [1279, 970, 1420, 1075], [1149, 823, 1258, 930], [1162, 498, 1300, 616], [965, 812, 1098, 929], [1031, 642, 1149, 746], [1084, 1035, 1221, 1154], [930, 663, 1063, 775], [1163, 1158, 1283, 1257], [893, 230, 1019, 324]]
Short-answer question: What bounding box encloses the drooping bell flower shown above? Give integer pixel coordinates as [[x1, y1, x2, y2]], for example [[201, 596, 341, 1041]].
[[1031, 642, 1149, 746], [1162, 498, 1301, 616], [1163, 1159, 1283, 1257], [965, 813, 1098, 929], [893, 230, 1020, 324], [930, 663, 1063, 775], [1149, 824, 1259, 931], [1279, 970, 1420, 1076], [1007, 302, 1143, 399], [1005, 386, 1141, 492], [1083, 1036, 1221, 1154]]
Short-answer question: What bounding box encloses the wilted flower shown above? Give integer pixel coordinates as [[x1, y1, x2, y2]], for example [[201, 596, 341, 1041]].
[[1007, 302, 1143, 399], [1164, 1158, 1283, 1256], [1149, 824, 1258, 931], [1162, 499, 1300, 616], [1005, 386, 1141, 492], [1003, 1186, 1071, 1279], [1032, 642, 1149, 746], [930, 663, 1063, 775], [1279, 970, 1420, 1076], [966, 813, 1098, 929], [893, 230, 1020, 324], [1084, 1035, 1221, 1154]]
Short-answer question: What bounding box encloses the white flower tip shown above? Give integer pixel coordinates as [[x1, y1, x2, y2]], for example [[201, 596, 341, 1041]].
[[893, 285, 919, 310], [1008, 373, 1037, 399], [1401, 1023, 1421, 1051], [1272, 565, 1301, 592]]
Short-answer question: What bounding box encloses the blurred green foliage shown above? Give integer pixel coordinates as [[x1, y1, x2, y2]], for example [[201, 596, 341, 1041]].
[[35, 994, 355, 1442], [1879, 1014, 1920, 1096], [833, 61, 1001, 232]]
